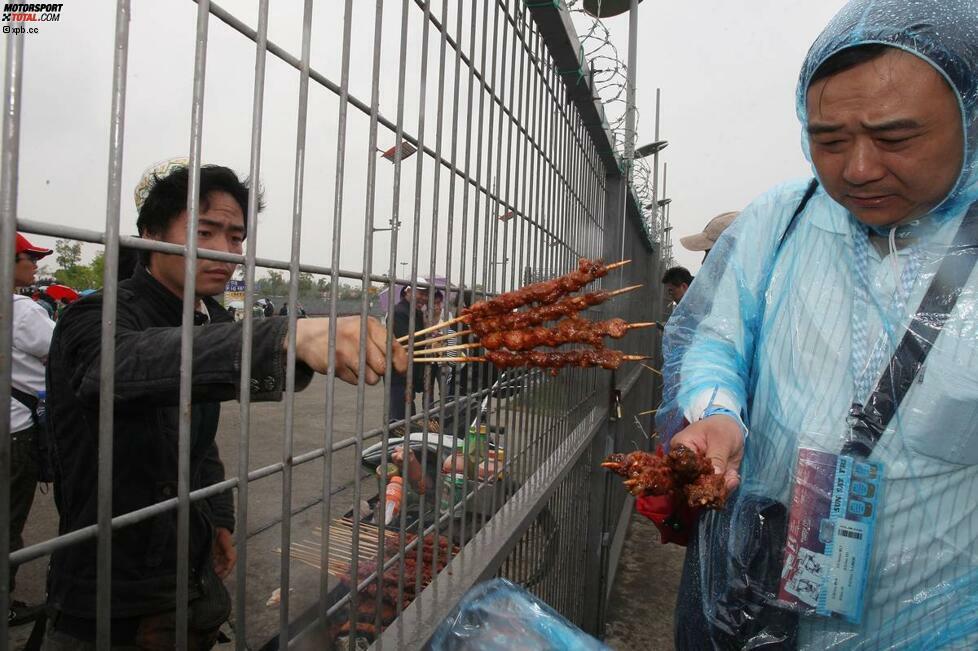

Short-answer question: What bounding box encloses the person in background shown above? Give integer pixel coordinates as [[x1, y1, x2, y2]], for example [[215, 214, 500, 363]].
[[279, 301, 308, 318], [679, 211, 739, 262], [389, 285, 428, 436], [36, 292, 57, 321], [8, 233, 54, 627], [661, 266, 694, 305], [43, 160, 405, 649], [425, 290, 447, 410]]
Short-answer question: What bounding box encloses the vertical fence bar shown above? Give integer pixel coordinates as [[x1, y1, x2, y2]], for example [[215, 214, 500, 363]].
[[234, 1, 278, 645], [349, 0, 386, 641], [453, 0, 482, 551], [94, 1, 132, 645], [176, 2, 211, 645], [320, 0, 355, 628], [425, 0, 452, 578], [385, 0, 412, 622], [0, 23, 25, 649], [405, 0, 433, 602], [353, 0, 388, 635], [376, 0, 412, 628], [441, 0, 465, 554]]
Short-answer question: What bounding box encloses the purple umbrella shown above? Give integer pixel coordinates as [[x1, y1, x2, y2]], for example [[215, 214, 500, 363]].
[[376, 276, 456, 313]]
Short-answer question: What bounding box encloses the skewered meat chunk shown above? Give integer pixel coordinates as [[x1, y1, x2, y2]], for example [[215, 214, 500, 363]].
[[481, 317, 631, 351], [485, 349, 626, 370], [667, 444, 714, 483], [602, 445, 727, 510], [468, 288, 620, 336], [461, 257, 612, 319], [685, 473, 727, 509]]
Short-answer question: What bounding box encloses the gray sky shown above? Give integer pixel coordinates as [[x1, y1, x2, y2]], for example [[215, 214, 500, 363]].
[[596, 0, 849, 270], [4, 0, 850, 283]]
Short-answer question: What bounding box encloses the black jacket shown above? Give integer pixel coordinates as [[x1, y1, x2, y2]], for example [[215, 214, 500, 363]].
[[46, 265, 312, 618], [392, 299, 426, 390]]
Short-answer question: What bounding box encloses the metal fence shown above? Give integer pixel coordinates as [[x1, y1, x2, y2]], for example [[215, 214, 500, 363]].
[[2, 0, 665, 648]]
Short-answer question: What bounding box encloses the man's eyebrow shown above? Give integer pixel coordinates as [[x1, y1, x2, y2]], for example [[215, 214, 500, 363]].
[[807, 118, 922, 136], [862, 118, 921, 132], [807, 122, 842, 135], [199, 217, 245, 233]]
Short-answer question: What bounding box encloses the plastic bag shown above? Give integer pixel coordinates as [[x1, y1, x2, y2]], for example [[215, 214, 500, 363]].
[[429, 579, 609, 651]]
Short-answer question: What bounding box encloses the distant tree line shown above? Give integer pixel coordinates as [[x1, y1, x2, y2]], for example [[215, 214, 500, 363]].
[[39, 239, 376, 302]]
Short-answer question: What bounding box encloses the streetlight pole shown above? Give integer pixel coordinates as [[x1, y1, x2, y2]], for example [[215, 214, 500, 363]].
[[652, 88, 661, 232], [618, 0, 639, 278], [661, 161, 667, 234], [624, 0, 639, 180]]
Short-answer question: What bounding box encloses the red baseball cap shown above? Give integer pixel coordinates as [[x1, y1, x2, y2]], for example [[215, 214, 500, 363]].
[[15, 233, 53, 259]]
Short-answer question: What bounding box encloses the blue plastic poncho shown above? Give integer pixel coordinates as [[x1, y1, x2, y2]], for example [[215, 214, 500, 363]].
[[658, 1, 978, 648]]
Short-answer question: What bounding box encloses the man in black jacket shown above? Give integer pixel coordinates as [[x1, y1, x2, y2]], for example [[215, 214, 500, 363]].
[[43, 162, 405, 648], [389, 286, 427, 432]]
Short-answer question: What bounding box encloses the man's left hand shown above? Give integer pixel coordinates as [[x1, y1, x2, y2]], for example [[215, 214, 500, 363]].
[[213, 527, 237, 579]]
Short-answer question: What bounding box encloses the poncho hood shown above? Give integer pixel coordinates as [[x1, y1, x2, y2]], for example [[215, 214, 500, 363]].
[[796, 0, 978, 219]]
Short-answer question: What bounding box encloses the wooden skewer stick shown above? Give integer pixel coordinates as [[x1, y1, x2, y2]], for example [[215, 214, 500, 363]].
[[414, 341, 481, 355], [396, 314, 467, 344], [325, 526, 380, 540], [420, 322, 655, 355], [322, 541, 380, 557], [641, 363, 662, 376], [627, 322, 657, 330], [415, 354, 651, 364], [637, 408, 659, 416], [605, 259, 631, 271], [324, 532, 376, 543], [606, 283, 643, 298], [327, 540, 380, 554], [413, 329, 472, 348]]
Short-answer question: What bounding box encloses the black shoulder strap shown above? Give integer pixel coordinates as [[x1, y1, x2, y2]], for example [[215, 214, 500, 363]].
[[776, 178, 819, 254], [11, 386, 38, 413], [753, 179, 821, 339], [844, 202, 978, 458]]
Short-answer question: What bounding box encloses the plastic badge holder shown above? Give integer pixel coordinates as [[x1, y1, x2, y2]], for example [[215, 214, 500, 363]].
[[779, 448, 883, 624]]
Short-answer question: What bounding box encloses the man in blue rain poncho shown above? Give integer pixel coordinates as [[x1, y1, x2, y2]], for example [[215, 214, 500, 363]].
[[658, 1, 978, 649]]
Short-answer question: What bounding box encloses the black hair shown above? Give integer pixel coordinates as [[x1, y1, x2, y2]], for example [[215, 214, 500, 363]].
[[136, 164, 262, 240], [117, 245, 139, 282], [810, 44, 890, 86], [661, 266, 693, 287]]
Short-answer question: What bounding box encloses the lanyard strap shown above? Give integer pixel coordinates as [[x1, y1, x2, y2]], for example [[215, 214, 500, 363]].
[[850, 228, 921, 402]]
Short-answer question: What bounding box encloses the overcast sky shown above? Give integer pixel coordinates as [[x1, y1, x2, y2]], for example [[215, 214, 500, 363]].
[[594, 0, 849, 270], [3, 0, 850, 283]]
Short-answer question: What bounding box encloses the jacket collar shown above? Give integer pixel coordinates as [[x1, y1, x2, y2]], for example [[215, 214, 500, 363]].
[[808, 189, 964, 246], [127, 264, 231, 326]]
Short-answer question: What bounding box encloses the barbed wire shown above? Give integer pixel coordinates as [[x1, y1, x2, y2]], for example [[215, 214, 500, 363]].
[[565, 0, 665, 245], [564, 0, 634, 153]]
